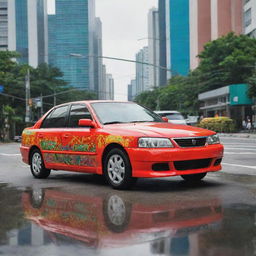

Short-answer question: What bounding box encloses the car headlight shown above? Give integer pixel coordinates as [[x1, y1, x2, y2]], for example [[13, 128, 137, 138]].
[[138, 138, 173, 148], [207, 134, 220, 145]]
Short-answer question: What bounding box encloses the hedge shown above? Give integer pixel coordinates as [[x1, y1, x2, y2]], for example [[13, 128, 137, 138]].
[[198, 117, 236, 133]]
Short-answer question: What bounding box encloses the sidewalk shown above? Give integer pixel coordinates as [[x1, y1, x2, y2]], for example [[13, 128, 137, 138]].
[[219, 132, 256, 139]]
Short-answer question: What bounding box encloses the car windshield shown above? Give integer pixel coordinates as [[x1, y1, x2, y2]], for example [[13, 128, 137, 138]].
[[91, 102, 163, 125], [165, 114, 185, 121]]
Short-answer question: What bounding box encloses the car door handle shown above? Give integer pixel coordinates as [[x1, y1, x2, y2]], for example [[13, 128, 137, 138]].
[[63, 134, 70, 138], [38, 134, 43, 138]]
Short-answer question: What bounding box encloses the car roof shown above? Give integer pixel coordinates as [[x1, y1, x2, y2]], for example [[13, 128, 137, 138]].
[[53, 100, 135, 108]]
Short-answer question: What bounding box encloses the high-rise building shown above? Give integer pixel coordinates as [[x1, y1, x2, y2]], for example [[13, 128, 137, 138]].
[[94, 17, 103, 98], [158, 0, 167, 86], [48, 0, 95, 89], [189, 0, 211, 70], [243, 0, 256, 38], [127, 79, 136, 101], [189, 0, 242, 69], [148, 7, 160, 88], [136, 46, 150, 94], [7, 0, 48, 66], [211, 0, 242, 40], [0, 0, 8, 51], [105, 74, 114, 100], [165, 0, 190, 77]]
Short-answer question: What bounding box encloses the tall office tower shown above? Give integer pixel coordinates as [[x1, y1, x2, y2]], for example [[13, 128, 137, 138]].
[[8, 0, 48, 66], [243, 0, 256, 38], [148, 7, 160, 88], [0, 0, 8, 50], [100, 64, 107, 99], [105, 74, 114, 100], [158, 0, 167, 86], [48, 0, 95, 89], [127, 79, 136, 101], [94, 17, 103, 99], [211, 0, 242, 40], [189, 0, 211, 70], [165, 0, 190, 78], [136, 46, 150, 94], [189, 0, 242, 70]]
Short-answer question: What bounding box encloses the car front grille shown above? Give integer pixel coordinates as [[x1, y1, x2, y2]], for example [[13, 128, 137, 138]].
[[174, 158, 212, 171], [174, 137, 207, 147]]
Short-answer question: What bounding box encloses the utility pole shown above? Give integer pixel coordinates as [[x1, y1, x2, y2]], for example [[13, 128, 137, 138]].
[[25, 69, 31, 123]]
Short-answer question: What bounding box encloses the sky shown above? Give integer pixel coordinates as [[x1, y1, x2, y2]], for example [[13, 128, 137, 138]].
[[47, 0, 157, 100], [96, 0, 157, 100]]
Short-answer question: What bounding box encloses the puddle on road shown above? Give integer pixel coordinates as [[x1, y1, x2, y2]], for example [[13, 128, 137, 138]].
[[0, 184, 255, 256]]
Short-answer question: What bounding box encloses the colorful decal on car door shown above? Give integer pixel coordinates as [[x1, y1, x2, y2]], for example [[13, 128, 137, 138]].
[[44, 153, 96, 167]]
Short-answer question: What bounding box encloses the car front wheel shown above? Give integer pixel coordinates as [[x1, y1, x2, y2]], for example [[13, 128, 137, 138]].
[[104, 148, 136, 190], [30, 149, 51, 179], [181, 172, 207, 182]]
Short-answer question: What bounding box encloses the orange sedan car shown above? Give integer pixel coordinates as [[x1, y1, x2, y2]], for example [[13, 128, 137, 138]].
[[20, 101, 224, 189]]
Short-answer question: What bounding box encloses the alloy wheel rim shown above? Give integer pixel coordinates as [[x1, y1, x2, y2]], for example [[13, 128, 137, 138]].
[[32, 152, 42, 174], [107, 154, 125, 184]]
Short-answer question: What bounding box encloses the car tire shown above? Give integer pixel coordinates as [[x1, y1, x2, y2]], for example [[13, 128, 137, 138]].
[[30, 149, 51, 179], [104, 148, 136, 190], [181, 172, 207, 182]]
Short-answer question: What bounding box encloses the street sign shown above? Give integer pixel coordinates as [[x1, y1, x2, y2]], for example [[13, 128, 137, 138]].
[[0, 85, 3, 93]]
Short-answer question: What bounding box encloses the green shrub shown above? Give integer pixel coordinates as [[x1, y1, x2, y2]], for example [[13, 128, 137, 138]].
[[198, 117, 236, 133]]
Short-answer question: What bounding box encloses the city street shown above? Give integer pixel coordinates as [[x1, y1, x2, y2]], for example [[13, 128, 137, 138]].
[[0, 137, 255, 255]]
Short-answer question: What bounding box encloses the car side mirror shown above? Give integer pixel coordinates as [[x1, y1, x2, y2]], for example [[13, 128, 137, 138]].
[[78, 119, 95, 128], [162, 117, 168, 122]]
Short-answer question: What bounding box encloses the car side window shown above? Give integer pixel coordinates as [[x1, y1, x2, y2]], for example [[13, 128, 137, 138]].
[[41, 105, 69, 128], [68, 104, 92, 127]]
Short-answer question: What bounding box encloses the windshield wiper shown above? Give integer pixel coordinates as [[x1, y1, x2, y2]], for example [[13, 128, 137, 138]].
[[103, 121, 124, 125]]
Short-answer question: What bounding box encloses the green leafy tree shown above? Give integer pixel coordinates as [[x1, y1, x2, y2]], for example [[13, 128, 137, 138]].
[[197, 33, 256, 91], [135, 88, 161, 110]]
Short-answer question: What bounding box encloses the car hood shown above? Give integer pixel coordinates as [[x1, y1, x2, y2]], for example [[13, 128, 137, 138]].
[[104, 122, 215, 138]]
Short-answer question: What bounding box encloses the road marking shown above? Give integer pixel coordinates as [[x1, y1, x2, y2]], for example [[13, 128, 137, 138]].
[[224, 143, 256, 145], [0, 153, 20, 156], [224, 152, 256, 154], [224, 147, 256, 151], [223, 163, 256, 170]]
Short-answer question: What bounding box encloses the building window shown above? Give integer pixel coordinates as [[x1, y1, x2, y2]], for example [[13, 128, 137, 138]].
[[244, 8, 252, 27]]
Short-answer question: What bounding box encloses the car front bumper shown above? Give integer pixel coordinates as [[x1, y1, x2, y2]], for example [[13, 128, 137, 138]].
[[127, 144, 224, 178]]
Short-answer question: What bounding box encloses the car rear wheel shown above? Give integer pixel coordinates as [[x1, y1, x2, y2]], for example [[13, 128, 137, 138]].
[[104, 148, 136, 190], [181, 172, 207, 182], [30, 149, 51, 179]]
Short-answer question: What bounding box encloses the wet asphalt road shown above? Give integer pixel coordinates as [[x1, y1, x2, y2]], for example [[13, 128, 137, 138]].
[[0, 137, 255, 256]]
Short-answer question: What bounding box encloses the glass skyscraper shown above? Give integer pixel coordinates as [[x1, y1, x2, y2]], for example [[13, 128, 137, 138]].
[[166, 0, 190, 77], [15, 0, 28, 63], [48, 0, 94, 89], [8, 0, 47, 66]]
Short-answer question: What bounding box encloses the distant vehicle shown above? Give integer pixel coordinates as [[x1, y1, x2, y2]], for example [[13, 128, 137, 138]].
[[14, 135, 21, 142], [186, 115, 199, 126], [154, 111, 187, 125]]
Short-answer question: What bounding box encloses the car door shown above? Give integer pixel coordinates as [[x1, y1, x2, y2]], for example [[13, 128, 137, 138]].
[[60, 103, 97, 172], [38, 104, 70, 169]]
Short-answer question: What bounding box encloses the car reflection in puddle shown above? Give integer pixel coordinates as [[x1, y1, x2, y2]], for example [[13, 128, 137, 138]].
[[20, 187, 223, 253]]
